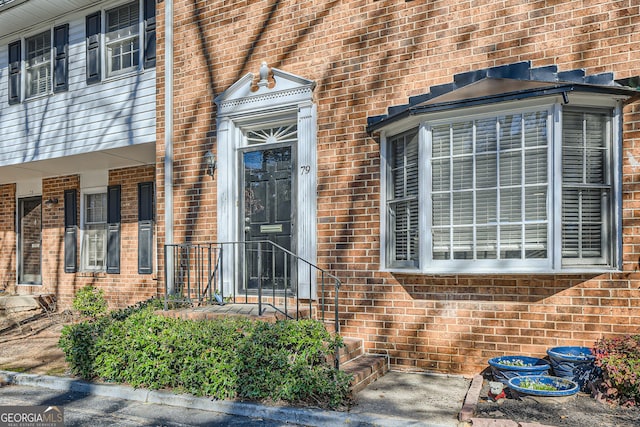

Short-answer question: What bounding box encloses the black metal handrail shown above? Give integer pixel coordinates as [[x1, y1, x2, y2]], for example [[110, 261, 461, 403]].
[[164, 241, 341, 338]]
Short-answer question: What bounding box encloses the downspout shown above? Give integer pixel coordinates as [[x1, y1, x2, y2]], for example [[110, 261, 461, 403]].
[[164, 0, 174, 295]]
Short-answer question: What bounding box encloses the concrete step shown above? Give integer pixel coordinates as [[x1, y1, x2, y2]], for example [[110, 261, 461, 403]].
[[341, 353, 390, 394]]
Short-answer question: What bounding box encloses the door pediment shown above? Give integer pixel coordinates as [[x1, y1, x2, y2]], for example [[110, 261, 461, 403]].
[[215, 62, 315, 116]]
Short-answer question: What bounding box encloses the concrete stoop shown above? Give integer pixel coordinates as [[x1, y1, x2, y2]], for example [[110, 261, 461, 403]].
[[0, 294, 56, 314]]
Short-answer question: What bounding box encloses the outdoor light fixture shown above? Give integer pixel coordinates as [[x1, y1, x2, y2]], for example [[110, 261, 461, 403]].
[[204, 150, 216, 177], [44, 197, 59, 205]]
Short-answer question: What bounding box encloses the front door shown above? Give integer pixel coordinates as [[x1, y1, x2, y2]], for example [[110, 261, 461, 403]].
[[18, 197, 42, 285], [242, 145, 293, 292]]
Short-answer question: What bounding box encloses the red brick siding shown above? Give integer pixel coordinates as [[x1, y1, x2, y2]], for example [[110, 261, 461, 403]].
[[156, 0, 640, 375], [16, 167, 160, 310], [0, 184, 16, 292]]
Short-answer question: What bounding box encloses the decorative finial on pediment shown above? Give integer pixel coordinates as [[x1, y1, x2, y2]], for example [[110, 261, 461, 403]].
[[258, 62, 270, 88]]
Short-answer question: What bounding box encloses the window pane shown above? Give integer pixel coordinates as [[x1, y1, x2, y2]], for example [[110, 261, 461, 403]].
[[452, 122, 473, 155], [500, 225, 522, 259], [525, 224, 547, 258], [499, 151, 521, 186], [476, 153, 496, 189], [476, 189, 497, 224], [83, 192, 107, 270], [452, 156, 473, 190], [500, 188, 521, 222], [524, 148, 546, 185], [476, 118, 497, 153], [524, 111, 547, 147], [525, 185, 546, 221], [432, 158, 450, 192], [432, 125, 450, 157], [432, 193, 450, 226], [85, 193, 107, 223], [428, 111, 548, 264], [452, 191, 473, 225], [388, 130, 419, 265], [25, 31, 51, 97], [432, 228, 449, 260], [453, 227, 473, 259], [499, 114, 522, 150], [561, 110, 610, 264], [106, 1, 140, 76], [476, 226, 497, 259]]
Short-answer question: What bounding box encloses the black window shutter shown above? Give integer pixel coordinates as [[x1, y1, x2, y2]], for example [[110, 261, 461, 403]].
[[85, 12, 101, 84], [53, 24, 69, 93], [106, 185, 121, 274], [64, 189, 77, 273], [138, 182, 154, 274], [143, 0, 156, 69], [8, 40, 21, 104]]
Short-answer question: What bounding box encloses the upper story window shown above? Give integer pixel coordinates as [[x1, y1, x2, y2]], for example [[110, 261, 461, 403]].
[[106, 2, 140, 76], [25, 31, 52, 98], [86, 0, 156, 84], [383, 102, 619, 274], [7, 24, 68, 104]]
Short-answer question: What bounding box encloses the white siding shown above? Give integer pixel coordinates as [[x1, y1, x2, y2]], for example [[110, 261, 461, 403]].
[[0, 11, 156, 167]]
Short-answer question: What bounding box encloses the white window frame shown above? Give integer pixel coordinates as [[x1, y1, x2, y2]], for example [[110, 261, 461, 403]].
[[104, 0, 141, 78], [24, 29, 52, 99], [81, 188, 108, 272], [381, 95, 623, 274]]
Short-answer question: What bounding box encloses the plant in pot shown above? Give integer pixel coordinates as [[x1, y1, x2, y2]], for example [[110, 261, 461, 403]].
[[547, 346, 597, 391], [488, 355, 550, 385], [508, 375, 579, 398]]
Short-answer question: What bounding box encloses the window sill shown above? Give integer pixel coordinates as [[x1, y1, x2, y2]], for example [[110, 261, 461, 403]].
[[381, 266, 621, 276], [100, 67, 151, 85], [77, 271, 107, 278]]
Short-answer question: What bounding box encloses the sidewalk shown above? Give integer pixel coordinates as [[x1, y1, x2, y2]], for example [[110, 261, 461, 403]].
[[1, 369, 473, 427]]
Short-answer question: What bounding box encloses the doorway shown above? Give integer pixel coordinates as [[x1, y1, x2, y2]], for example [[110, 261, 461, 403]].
[[242, 145, 294, 292], [18, 196, 42, 285]]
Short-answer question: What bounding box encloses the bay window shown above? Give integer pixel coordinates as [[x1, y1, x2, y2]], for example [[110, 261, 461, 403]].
[[384, 102, 618, 273]]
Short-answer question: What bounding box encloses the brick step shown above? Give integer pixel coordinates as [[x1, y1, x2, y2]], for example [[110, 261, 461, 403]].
[[341, 353, 389, 394], [338, 337, 363, 365]]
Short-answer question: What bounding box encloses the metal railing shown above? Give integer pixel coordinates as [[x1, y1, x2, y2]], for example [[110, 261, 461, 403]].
[[164, 241, 341, 336]]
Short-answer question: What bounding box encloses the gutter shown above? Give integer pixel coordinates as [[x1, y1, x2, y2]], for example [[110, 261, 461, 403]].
[[164, 0, 174, 294]]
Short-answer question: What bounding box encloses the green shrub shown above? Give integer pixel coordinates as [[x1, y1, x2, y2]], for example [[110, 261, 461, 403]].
[[593, 335, 640, 406], [72, 285, 107, 318], [59, 305, 352, 408], [59, 316, 110, 379], [236, 319, 351, 407]]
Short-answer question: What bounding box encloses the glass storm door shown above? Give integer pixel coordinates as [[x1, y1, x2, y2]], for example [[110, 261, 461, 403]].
[[18, 197, 42, 285], [242, 145, 293, 292]]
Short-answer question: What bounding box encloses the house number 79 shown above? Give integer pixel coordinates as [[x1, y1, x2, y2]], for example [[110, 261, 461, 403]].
[[300, 165, 311, 175]]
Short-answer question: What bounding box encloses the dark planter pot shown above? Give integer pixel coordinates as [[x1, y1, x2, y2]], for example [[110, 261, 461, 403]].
[[547, 346, 598, 390], [488, 356, 550, 385], [508, 375, 579, 398], [547, 346, 597, 391]]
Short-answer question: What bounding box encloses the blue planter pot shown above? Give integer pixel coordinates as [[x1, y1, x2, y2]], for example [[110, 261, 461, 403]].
[[547, 346, 597, 391], [508, 375, 579, 397], [488, 356, 550, 385]]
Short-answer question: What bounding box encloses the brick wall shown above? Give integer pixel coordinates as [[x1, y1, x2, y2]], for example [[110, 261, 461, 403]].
[[157, 0, 640, 375], [0, 184, 16, 292], [16, 166, 160, 310]]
